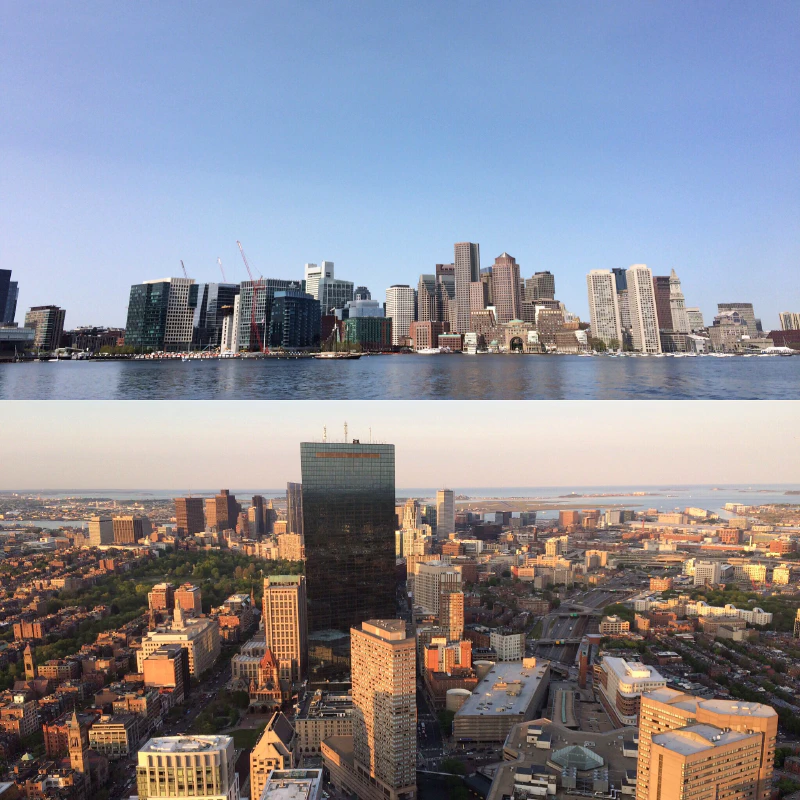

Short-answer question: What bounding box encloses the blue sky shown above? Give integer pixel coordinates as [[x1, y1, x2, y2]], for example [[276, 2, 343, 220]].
[[2, 2, 798, 329], [1, 401, 798, 489]]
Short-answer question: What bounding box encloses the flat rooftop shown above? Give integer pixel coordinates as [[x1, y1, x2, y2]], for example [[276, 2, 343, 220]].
[[654, 724, 753, 756], [139, 735, 231, 753], [261, 770, 323, 800], [698, 699, 777, 719], [603, 657, 666, 684], [456, 659, 549, 719]]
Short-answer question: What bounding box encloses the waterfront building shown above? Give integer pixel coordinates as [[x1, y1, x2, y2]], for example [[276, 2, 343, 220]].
[[304, 262, 334, 301], [88, 517, 114, 547], [524, 271, 556, 302], [652, 274, 673, 332], [318, 277, 354, 314], [342, 316, 392, 350], [436, 489, 455, 539], [237, 279, 301, 351], [268, 290, 320, 349], [300, 441, 395, 640], [124, 279, 197, 351], [262, 575, 308, 684], [586, 270, 622, 348], [718, 302, 759, 337], [192, 282, 240, 348], [323, 620, 416, 800], [779, 311, 800, 331], [637, 689, 777, 800], [668, 269, 690, 333], [136, 735, 239, 800], [385, 285, 415, 345], [409, 320, 447, 351], [686, 307, 705, 331], [0, 269, 18, 324], [491, 253, 522, 324], [174, 498, 205, 536], [24, 304, 66, 351], [626, 265, 662, 354], [416, 274, 438, 322], [454, 242, 480, 333]]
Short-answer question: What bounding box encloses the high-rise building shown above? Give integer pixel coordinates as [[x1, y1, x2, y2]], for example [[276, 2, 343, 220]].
[[793, 608, 800, 639], [300, 441, 396, 638], [439, 589, 465, 642], [436, 264, 457, 328], [149, 583, 175, 612], [138, 609, 221, 678], [413, 560, 461, 616], [112, 515, 150, 544], [205, 490, 239, 532], [237, 279, 301, 351], [136, 735, 239, 800], [318, 277, 354, 314], [779, 311, 800, 331], [354, 286, 371, 301], [469, 281, 488, 313], [262, 575, 308, 684], [24, 305, 66, 351], [626, 265, 662, 354], [491, 253, 522, 324], [668, 269, 690, 333], [0, 269, 18, 324], [686, 307, 705, 331], [454, 242, 480, 333], [718, 302, 758, 337], [342, 317, 393, 350], [304, 262, 335, 300], [586, 270, 622, 348], [416, 275, 438, 322], [524, 271, 556, 302], [435, 489, 455, 540], [267, 290, 321, 349], [636, 689, 777, 800], [175, 498, 205, 536], [286, 483, 303, 537], [88, 517, 114, 546], [142, 644, 189, 703], [124, 278, 198, 351], [193, 282, 240, 347], [324, 620, 416, 800], [175, 584, 203, 616], [385, 285, 415, 346], [652, 275, 673, 332]]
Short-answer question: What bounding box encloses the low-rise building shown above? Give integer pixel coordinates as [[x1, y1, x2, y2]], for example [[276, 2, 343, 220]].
[[596, 657, 667, 727]]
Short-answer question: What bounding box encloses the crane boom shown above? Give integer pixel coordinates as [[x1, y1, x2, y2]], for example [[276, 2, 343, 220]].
[[236, 241, 255, 282], [180, 260, 188, 279], [217, 257, 227, 282], [235, 240, 268, 354]]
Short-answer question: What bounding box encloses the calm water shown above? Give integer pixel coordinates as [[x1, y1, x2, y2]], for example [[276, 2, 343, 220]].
[[1, 355, 799, 399]]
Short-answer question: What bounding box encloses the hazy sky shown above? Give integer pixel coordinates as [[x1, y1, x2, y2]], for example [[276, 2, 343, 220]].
[[2, 2, 798, 330], [2, 401, 798, 490]]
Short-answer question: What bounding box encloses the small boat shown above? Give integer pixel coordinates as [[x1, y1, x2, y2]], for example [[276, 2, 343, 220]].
[[313, 352, 361, 360], [416, 348, 442, 355]]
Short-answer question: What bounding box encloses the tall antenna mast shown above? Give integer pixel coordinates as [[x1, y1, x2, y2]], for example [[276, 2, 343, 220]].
[[369, 427, 372, 443], [344, 421, 348, 442], [323, 425, 327, 443]]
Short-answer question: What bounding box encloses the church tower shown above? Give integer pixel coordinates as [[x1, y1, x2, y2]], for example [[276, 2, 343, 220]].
[[68, 710, 91, 790], [23, 644, 36, 681]]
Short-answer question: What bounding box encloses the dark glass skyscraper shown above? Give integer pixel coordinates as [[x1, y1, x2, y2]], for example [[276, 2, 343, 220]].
[[268, 290, 321, 349], [300, 441, 396, 636], [0, 270, 18, 324], [124, 281, 170, 350]]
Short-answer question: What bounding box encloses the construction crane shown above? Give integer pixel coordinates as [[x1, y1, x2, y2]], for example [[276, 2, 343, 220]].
[[236, 241, 268, 354], [217, 258, 227, 282], [180, 260, 188, 279]]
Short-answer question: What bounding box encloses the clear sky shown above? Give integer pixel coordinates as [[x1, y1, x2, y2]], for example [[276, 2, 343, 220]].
[[2, 401, 798, 490], [2, 2, 798, 329]]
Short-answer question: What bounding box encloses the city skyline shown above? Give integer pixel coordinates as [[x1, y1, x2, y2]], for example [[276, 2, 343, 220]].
[[1, 400, 798, 490], [2, 4, 798, 329]]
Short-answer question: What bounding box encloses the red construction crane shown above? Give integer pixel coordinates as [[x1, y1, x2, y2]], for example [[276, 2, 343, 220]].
[[180, 260, 188, 279], [236, 241, 268, 354], [217, 257, 227, 282]]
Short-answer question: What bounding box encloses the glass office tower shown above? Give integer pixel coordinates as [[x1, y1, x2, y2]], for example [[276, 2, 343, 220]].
[[300, 441, 396, 640]]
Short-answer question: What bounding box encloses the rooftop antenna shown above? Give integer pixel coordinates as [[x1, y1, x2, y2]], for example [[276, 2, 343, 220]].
[[369, 427, 372, 443], [323, 425, 327, 443], [344, 421, 348, 442]]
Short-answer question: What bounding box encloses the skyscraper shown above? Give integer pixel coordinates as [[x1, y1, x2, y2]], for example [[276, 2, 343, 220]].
[[88, 517, 114, 546], [112, 515, 150, 544], [385, 285, 415, 345], [435, 489, 455, 539], [454, 242, 480, 333], [24, 305, 66, 351], [636, 690, 776, 800], [194, 282, 240, 347], [668, 269, 690, 333], [718, 302, 758, 337], [652, 275, 673, 332], [779, 311, 800, 331], [586, 270, 622, 348], [324, 619, 416, 800], [237, 279, 301, 351], [286, 483, 303, 537], [262, 575, 308, 684], [300, 440, 396, 637], [175, 497, 205, 536], [490, 253, 522, 323], [304, 262, 334, 300], [124, 278, 198, 351], [524, 271, 556, 302], [267, 290, 321, 349], [416, 274, 438, 322], [0, 269, 18, 324], [626, 265, 662, 354], [205, 490, 239, 532], [318, 277, 355, 314]]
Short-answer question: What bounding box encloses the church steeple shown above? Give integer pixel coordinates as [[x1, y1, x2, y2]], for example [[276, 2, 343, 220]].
[[23, 644, 35, 681], [68, 711, 90, 790]]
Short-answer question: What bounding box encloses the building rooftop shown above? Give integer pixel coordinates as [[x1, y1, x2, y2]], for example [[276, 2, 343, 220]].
[[139, 735, 232, 753], [455, 658, 549, 719], [260, 769, 323, 800], [603, 657, 665, 685], [698, 699, 777, 719], [653, 724, 752, 756]]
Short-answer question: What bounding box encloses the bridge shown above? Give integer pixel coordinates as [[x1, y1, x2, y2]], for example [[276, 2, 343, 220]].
[[532, 637, 583, 646]]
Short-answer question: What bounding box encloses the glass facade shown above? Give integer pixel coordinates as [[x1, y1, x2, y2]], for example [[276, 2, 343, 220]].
[[125, 282, 170, 351], [300, 442, 396, 637], [194, 283, 240, 347], [268, 290, 321, 349]]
